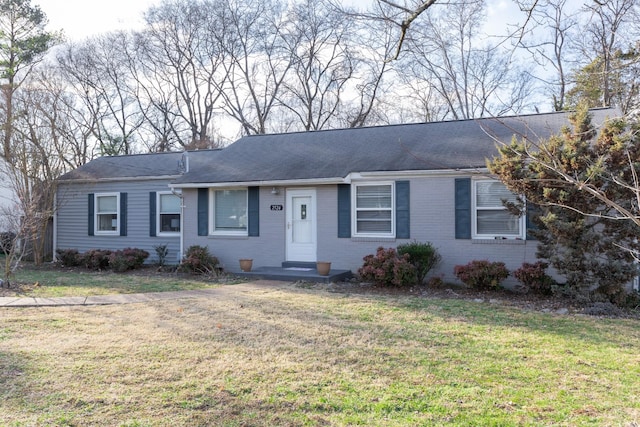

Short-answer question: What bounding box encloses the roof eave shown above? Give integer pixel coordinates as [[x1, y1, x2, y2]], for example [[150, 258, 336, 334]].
[[169, 167, 491, 188], [58, 174, 182, 184], [170, 176, 346, 189]]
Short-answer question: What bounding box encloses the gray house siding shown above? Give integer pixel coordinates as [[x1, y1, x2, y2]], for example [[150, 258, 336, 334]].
[[319, 177, 537, 285], [182, 187, 287, 271], [56, 179, 181, 264], [182, 177, 539, 285]]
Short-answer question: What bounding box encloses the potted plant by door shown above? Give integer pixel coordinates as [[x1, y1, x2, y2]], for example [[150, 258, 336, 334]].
[[239, 258, 253, 272], [316, 261, 331, 276]]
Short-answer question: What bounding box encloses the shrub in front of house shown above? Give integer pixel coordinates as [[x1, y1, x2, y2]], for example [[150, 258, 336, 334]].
[[108, 248, 150, 272], [513, 261, 556, 295], [397, 241, 442, 284], [56, 248, 82, 267], [454, 260, 509, 290], [426, 275, 445, 288], [358, 246, 418, 287], [180, 245, 219, 275], [154, 244, 169, 267], [82, 249, 113, 270]]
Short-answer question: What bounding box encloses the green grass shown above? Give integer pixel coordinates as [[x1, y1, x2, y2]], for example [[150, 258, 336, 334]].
[[6, 265, 225, 297], [1, 283, 639, 426]]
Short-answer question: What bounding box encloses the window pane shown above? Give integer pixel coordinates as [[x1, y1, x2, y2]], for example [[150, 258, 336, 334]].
[[160, 194, 180, 213], [356, 211, 392, 233], [98, 213, 117, 231], [356, 185, 392, 208], [160, 213, 180, 232], [97, 195, 117, 213], [355, 184, 393, 235], [476, 181, 517, 207], [357, 219, 392, 233], [357, 211, 392, 220], [477, 210, 520, 235], [215, 190, 247, 231]]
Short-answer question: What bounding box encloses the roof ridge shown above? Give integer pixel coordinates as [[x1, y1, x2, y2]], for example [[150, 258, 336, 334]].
[[238, 107, 618, 139]]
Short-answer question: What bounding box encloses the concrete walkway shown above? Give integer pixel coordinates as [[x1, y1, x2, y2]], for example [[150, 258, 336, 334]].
[[0, 281, 291, 308]]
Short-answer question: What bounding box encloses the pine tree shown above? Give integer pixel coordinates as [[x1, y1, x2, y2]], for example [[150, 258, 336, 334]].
[[488, 105, 640, 302]]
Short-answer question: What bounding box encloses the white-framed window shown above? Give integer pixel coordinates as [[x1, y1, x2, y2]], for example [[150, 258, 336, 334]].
[[210, 188, 248, 235], [158, 192, 181, 235], [95, 193, 119, 235], [352, 182, 395, 237], [473, 180, 524, 239]]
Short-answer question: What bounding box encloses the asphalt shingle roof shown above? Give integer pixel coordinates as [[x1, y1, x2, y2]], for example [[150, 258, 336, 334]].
[[57, 108, 619, 184], [173, 108, 618, 185], [57, 151, 188, 181]]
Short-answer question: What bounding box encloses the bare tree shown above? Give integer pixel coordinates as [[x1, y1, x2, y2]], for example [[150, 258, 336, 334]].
[[0, 76, 70, 284], [137, 0, 229, 149], [278, 0, 360, 131], [362, 0, 440, 61], [56, 33, 145, 156], [55, 42, 115, 155], [342, 6, 397, 129], [124, 31, 188, 152], [400, 0, 532, 120], [215, 0, 293, 136], [23, 68, 95, 169], [580, 0, 639, 109], [513, 0, 578, 111]]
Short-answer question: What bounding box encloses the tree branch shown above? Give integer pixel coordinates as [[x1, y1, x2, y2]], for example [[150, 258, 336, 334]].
[[382, 0, 439, 61]]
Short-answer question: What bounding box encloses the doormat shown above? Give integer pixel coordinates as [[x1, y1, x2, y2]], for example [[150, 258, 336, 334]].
[[284, 267, 313, 271]]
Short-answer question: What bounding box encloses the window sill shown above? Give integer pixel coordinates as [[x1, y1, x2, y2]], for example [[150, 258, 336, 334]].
[[472, 238, 526, 245], [158, 232, 180, 237], [94, 231, 119, 236], [351, 236, 396, 243], [208, 234, 249, 240]]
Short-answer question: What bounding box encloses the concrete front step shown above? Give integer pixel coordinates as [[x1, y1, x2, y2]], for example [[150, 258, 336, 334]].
[[236, 265, 352, 283]]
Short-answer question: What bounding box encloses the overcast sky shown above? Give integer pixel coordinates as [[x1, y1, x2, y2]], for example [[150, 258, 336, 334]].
[[40, 0, 521, 42], [40, 0, 160, 40]]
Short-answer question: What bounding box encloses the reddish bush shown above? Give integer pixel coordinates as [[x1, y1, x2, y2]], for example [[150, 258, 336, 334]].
[[109, 248, 150, 272], [358, 247, 418, 287], [513, 261, 556, 295], [180, 245, 219, 275], [56, 249, 82, 267], [82, 249, 112, 270], [454, 260, 509, 290]]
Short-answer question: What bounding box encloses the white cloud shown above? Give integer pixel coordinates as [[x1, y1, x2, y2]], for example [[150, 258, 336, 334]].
[[40, 0, 160, 40]]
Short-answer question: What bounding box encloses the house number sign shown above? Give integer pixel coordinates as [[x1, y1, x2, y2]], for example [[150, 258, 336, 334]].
[[270, 204, 283, 211]]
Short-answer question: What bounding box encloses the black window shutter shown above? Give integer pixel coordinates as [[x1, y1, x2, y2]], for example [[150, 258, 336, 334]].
[[88, 193, 94, 236], [526, 201, 540, 241], [120, 192, 128, 236], [149, 192, 157, 237], [455, 178, 471, 239], [197, 188, 208, 236], [248, 186, 259, 237], [337, 184, 351, 238], [395, 181, 410, 239]]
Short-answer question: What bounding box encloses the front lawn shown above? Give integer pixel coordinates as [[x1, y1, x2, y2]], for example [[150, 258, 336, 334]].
[[1, 264, 227, 297], [1, 282, 639, 426]]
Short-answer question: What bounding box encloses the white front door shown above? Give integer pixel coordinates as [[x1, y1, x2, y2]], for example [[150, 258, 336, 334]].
[[286, 189, 317, 262]]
